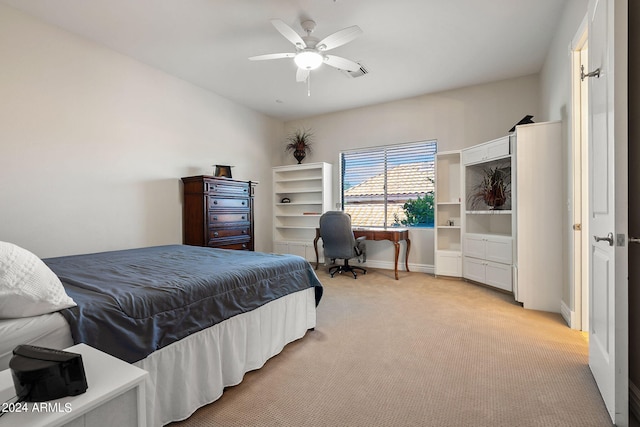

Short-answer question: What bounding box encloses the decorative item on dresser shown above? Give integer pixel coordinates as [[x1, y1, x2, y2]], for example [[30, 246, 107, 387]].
[[181, 176, 256, 250], [213, 164, 233, 178]]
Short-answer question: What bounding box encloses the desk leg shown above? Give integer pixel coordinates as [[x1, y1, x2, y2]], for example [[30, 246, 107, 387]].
[[393, 242, 400, 280], [313, 235, 320, 270], [405, 238, 411, 273]]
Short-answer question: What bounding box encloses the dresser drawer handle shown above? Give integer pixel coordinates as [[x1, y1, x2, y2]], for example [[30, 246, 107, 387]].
[[214, 232, 219, 237], [213, 216, 218, 221], [242, 201, 246, 206], [242, 243, 247, 248], [241, 216, 246, 220], [242, 230, 246, 234], [243, 188, 247, 193], [213, 200, 218, 205]]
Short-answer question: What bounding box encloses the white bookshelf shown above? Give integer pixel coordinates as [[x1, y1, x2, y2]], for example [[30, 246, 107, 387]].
[[273, 162, 332, 261], [435, 151, 462, 277]]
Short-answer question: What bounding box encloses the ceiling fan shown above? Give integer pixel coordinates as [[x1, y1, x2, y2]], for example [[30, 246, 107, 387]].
[[249, 19, 363, 83]]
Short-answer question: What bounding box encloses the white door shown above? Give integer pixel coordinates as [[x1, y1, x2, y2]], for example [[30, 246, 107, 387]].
[[587, 0, 627, 423]]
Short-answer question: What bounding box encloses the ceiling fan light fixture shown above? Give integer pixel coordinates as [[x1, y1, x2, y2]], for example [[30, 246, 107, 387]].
[[294, 50, 323, 70]]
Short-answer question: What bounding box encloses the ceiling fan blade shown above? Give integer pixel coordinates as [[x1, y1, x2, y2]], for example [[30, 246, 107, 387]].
[[249, 53, 295, 61], [324, 55, 361, 72], [296, 68, 310, 83], [316, 25, 363, 51], [271, 19, 306, 48]]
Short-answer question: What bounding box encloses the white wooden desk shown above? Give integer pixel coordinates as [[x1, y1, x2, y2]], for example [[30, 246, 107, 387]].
[[0, 344, 148, 427]]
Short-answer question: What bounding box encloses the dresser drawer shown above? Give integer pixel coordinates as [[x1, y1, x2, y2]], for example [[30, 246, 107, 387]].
[[206, 180, 250, 197], [208, 237, 252, 250], [209, 226, 250, 240], [208, 212, 250, 225], [214, 241, 252, 250], [208, 197, 249, 210]]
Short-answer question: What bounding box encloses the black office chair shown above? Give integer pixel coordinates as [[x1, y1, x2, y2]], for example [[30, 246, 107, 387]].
[[319, 211, 367, 279]]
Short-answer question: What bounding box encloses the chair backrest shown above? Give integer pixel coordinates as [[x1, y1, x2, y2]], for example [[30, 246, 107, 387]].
[[319, 211, 358, 260]]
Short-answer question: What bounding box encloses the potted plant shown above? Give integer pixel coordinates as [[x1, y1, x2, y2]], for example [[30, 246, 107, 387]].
[[468, 166, 511, 210], [285, 128, 313, 164]]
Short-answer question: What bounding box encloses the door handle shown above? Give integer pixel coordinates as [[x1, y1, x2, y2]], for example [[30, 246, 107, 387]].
[[593, 232, 614, 246], [630, 237, 640, 244]]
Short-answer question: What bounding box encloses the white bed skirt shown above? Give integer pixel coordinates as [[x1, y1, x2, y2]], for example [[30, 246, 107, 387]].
[[134, 287, 317, 427]]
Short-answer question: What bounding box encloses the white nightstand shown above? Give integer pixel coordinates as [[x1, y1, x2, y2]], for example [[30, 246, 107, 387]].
[[0, 344, 148, 427]]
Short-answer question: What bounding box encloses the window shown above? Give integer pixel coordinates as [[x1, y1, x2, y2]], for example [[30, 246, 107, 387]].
[[341, 140, 436, 227]]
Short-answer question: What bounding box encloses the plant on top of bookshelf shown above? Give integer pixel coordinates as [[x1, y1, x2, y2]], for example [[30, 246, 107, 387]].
[[285, 128, 313, 164]]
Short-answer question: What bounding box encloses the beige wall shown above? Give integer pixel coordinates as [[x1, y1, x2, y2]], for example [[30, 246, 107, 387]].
[[280, 75, 540, 271], [0, 0, 586, 279], [539, 0, 589, 317], [0, 4, 283, 257]]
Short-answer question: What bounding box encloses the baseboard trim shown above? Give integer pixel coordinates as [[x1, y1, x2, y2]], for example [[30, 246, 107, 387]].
[[560, 300, 575, 328], [630, 381, 640, 421]]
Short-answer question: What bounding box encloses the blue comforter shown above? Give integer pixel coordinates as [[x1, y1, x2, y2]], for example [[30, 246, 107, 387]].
[[43, 245, 323, 363]]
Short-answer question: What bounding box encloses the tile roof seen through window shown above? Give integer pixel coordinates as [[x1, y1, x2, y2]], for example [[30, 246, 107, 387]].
[[344, 163, 434, 197], [343, 162, 434, 227]]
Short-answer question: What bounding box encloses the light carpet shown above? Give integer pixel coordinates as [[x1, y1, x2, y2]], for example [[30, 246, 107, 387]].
[[170, 268, 612, 427]]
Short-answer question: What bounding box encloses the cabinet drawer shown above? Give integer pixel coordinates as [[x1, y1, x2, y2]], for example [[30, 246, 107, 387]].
[[208, 197, 249, 210], [206, 181, 250, 196], [208, 212, 250, 224], [209, 227, 250, 240]]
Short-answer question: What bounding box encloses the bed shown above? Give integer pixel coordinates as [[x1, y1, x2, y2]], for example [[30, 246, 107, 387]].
[[0, 242, 322, 426]]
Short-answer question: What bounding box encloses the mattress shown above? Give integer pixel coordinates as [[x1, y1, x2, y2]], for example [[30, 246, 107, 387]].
[[0, 313, 73, 370], [44, 245, 322, 363]]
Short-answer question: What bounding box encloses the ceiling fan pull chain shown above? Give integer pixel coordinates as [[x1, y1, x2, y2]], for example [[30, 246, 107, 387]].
[[307, 74, 311, 97]]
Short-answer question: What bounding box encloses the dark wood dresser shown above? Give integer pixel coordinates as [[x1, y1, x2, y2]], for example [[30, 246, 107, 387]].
[[181, 176, 256, 251]]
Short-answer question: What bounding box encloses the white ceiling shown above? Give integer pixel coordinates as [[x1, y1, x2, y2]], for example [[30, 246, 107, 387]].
[[2, 0, 568, 121]]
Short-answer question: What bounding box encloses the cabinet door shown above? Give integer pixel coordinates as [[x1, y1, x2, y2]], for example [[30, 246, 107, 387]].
[[464, 234, 486, 259], [287, 242, 306, 258], [462, 145, 486, 165], [273, 242, 288, 254], [463, 256, 486, 283], [306, 244, 322, 263], [436, 252, 462, 277], [485, 137, 510, 161], [485, 236, 513, 264], [484, 260, 512, 292]]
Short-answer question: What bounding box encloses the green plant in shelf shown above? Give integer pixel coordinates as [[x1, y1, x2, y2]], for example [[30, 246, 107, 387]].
[[468, 166, 511, 210]]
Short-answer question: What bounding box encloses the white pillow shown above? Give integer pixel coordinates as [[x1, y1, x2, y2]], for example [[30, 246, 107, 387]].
[[0, 241, 76, 319]]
